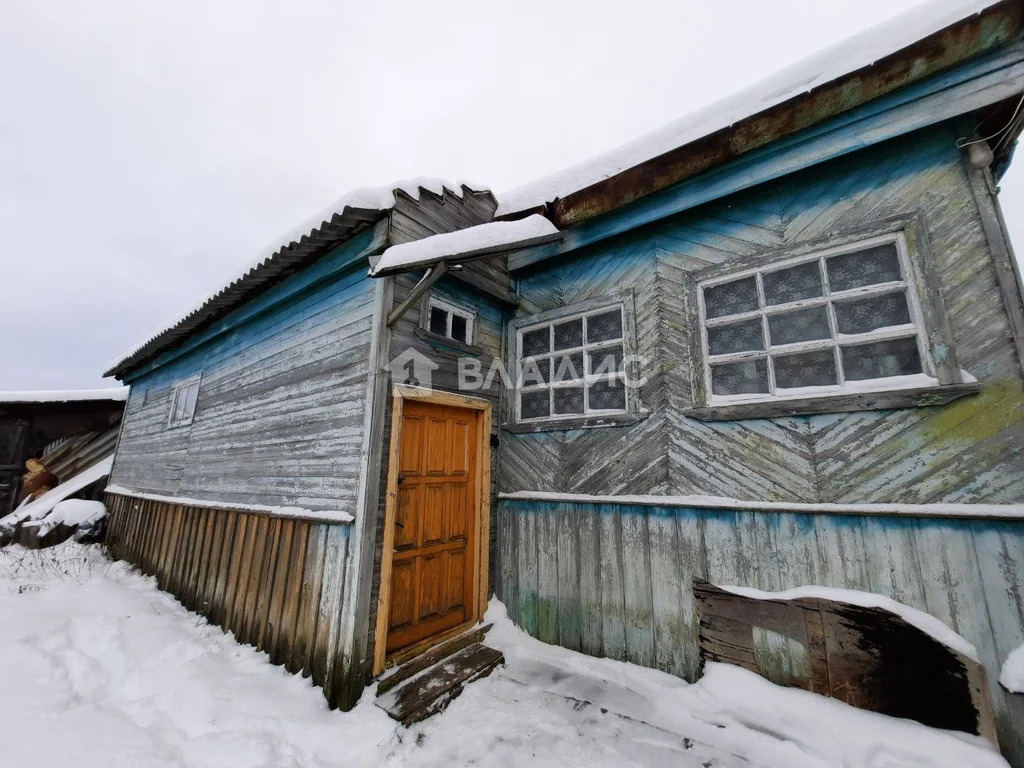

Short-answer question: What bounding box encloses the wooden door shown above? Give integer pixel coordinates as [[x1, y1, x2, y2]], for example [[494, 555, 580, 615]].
[[386, 401, 479, 655]]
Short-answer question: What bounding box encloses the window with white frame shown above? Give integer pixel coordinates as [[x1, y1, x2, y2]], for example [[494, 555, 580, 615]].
[[426, 296, 475, 345], [167, 375, 201, 428], [516, 305, 628, 421], [698, 234, 932, 403]]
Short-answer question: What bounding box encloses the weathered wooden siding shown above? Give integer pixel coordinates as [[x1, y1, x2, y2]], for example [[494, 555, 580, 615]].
[[364, 273, 507, 665], [110, 235, 378, 512], [498, 496, 1024, 764], [105, 492, 361, 708], [501, 122, 1024, 504]]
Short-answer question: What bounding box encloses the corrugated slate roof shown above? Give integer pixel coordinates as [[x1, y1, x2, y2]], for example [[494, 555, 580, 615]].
[[105, 179, 487, 380]]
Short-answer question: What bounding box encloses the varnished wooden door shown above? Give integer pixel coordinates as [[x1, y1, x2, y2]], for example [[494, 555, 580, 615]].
[[386, 401, 479, 655]]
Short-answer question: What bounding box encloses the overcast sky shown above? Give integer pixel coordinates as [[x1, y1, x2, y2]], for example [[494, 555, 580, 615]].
[[2, 0, 1021, 390]]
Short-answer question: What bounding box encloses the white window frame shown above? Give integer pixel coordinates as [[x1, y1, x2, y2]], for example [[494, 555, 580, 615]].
[[426, 296, 475, 345], [515, 303, 629, 423], [697, 232, 936, 405], [167, 374, 201, 428]]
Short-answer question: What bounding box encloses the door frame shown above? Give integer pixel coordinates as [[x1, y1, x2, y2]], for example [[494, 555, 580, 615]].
[[372, 384, 492, 676]]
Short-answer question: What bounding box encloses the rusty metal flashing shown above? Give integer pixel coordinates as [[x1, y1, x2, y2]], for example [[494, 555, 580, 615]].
[[537, 1, 1023, 229]]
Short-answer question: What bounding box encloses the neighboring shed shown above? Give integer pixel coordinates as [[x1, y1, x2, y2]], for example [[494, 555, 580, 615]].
[[0, 389, 126, 515]]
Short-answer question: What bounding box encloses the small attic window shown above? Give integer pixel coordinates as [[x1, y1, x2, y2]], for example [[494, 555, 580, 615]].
[[425, 296, 475, 345], [167, 374, 201, 428]]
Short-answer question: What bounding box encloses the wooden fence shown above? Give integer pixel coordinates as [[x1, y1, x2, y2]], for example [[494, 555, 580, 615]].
[[497, 496, 1024, 765], [104, 492, 359, 708]]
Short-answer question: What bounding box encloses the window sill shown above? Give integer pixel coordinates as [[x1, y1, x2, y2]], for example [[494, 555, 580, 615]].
[[503, 411, 649, 434], [683, 382, 981, 421], [414, 327, 482, 356]]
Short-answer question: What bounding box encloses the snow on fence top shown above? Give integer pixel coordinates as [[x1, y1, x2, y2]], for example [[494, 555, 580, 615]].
[[105, 178, 488, 377], [496, 0, 1000, 217], [719, 583, 979, 661], [104, 484, 354, 524], [0, 387, 128, 404], [369, 214, 560, 276]]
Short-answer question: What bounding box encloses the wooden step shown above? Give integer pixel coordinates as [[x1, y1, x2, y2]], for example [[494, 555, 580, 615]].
[[377, 623, 492, 696], [374, 642, 504, 725]]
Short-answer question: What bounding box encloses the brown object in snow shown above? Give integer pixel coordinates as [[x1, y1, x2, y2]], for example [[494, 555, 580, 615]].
[[16, 458, 58, 505]]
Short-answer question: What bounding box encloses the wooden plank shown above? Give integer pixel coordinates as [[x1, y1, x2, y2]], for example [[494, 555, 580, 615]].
[[255, 516, 283, 651], [620, 505, 655, 668], [181, 508, 206, 611], [598, 503, 627, 660], [577, 503, 603, 658], [649, 506, 695, 680], [516, 505, 539, 637], [535, 506, 559, 645], [263, 518, 295, 657], [377, 624, 491, 696], [224, 512, 252, 637], [314, 525, 349, 701], [211, 511, 240, 627], [295, 524, 327, 678], [497, 503, 519, 629], [199, 510, 225, 617], [175, 507, 199, 605], [276, 520, 310, 669], [555, 502, 582, 652], [240, 515, 270, 645]]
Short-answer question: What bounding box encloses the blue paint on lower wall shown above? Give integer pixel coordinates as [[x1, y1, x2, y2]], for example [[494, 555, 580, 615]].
[[496, 497, 1024, 765]]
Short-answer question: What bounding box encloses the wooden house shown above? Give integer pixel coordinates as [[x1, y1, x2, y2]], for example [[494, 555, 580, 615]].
[[104, 0, 1024, 761]]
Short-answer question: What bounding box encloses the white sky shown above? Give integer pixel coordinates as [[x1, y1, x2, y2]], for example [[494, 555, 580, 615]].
[[1, 0, 1021, 389]]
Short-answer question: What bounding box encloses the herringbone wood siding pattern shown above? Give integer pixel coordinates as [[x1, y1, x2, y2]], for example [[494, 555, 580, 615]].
[[500, 124, 1024, 504]]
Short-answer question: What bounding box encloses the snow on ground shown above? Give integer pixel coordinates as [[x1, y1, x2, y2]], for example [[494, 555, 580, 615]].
[[0, 542, 1009, 768], [1000, 643, 1024, 693]]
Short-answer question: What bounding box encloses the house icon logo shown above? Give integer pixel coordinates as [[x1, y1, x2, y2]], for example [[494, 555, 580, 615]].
[[387, 348, 439, 389]]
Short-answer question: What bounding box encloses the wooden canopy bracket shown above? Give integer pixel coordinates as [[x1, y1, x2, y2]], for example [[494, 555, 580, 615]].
[[386, 262, 449, 328]]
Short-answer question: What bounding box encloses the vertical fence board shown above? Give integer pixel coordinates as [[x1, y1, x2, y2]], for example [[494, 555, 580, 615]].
[[555, 503, 582, 652]]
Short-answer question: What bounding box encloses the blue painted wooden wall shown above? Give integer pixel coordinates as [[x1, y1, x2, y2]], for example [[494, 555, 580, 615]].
[[111, 228, 379, 513]]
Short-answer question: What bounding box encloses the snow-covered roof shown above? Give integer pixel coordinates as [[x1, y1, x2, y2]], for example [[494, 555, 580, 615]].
[[369, 215, 560, 276], [105, 178, 489, 379], [0, 388, 129, 404], [497, 0, 1003, 217]]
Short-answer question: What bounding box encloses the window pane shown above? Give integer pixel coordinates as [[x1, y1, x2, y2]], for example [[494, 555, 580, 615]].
[[834, 291, 911, 335], [707, 318, 764, 355], [705, 277, 759, 319], [774, 350, 838, 389], [450, 313, 468, 343], [827, 243, 902, 292], [762, 261, 822, 305], [520, 390, 550, 419], [767, 306, 830, 346], [711, 359, 769, 396], [521, 327, 550, 358], [520, 358, 550, 387], [553, 386, 585, 415], [553, 318, 583, 350], [553, 353, 584, 382], [589, 345, 624, 375], [588, 378, 626, 410], [841, 337, 923, 380], [587, 310, 623, 343], [429, 306, 448, 335]]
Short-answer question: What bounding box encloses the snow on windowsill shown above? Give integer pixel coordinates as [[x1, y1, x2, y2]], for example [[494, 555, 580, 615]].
[[103, 485, 354, 524], [718, 583, 978, 661], [708, 373, 941, 406], [498, 490, 1024, 522], [369, 214, 559, 275]]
